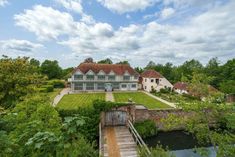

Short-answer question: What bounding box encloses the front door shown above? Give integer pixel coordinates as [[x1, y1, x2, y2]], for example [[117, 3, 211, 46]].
[[105, 83, 112, 92], [105, 111, 127, 126]]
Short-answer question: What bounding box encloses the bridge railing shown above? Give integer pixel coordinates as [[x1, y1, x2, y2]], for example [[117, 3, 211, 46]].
[[127, 120, 151, 156]]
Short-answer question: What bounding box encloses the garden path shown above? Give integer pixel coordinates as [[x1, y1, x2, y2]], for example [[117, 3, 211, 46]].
[[142, 91, 177, 108], [52, 88, 70, 106], [106, 92, 115, 102]]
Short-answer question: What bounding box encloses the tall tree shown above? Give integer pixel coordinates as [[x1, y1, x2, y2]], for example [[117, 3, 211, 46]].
[[116, 60, 130, 65], [179, 59, 203, 80], [40, 60, 62, 79], [145, 61, 156, 69], [29, 58, 40, 67], [98, 58, 113, 64], [205, 58, 221, 88], [83, 57, 94, 63], [0, 56, 43, 108], [135, 67, 144, 74]]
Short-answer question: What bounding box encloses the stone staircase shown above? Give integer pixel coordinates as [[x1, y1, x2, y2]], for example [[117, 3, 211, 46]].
[[102, 126, 138, 157]]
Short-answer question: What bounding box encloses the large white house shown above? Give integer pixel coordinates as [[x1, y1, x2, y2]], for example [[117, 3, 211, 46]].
[[139, 70, 173, 92], [70, 63, 139, 92]]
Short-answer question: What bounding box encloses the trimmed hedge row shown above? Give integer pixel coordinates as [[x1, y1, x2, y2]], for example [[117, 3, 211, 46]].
[[47, 79, 65, 88]]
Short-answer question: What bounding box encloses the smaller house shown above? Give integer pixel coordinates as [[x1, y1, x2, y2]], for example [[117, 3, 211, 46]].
[[139, 70, 173, 92], [173, 82, 188, 94]]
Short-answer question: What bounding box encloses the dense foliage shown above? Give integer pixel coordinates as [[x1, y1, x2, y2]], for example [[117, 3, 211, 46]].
[[134, 120, 157, 138], [0, 56, 44, 108], [140, 58, 235, 94]]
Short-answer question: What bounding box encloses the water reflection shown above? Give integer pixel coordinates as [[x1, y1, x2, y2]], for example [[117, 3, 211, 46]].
[[144, 131, 216, 157]]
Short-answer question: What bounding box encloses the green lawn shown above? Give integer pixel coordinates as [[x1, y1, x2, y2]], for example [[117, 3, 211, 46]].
[[113, 92, 171, 109], [56, 93, 105, 110]]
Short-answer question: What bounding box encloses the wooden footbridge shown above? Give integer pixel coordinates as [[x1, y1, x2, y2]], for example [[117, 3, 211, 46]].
[[99, 107, 151, 157]]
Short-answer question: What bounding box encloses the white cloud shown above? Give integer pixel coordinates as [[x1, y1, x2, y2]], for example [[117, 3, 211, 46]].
[[0, 39, 43, 52], [160, 7, 175, 19], [14, 5, 78, 41], [0, 0, 8, 6], [80, 14, 96, 24], [97, 0, 158, 14], [13, 1, 235, 66], [0, 39, 44, 57], [163, 0, 219, 9], [55, 0, 83, 13], [59, 1, 235, 65]]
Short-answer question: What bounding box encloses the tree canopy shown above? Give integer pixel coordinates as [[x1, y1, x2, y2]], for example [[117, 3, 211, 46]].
[[41, 60, 62, 79]]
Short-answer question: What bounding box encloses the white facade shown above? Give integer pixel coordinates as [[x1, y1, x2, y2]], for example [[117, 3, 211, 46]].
[[69, 70, 138, 92], [142, 77, 173, 92], [174, 88, 188, 94]]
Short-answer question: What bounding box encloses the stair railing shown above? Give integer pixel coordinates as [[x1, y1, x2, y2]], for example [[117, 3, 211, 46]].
[[127, 120, 151, 156]]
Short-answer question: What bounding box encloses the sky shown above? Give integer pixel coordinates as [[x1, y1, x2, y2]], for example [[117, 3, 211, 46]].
[[0, 0, 234, 68]]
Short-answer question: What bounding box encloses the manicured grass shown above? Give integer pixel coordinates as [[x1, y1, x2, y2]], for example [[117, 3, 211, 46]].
[[56, 93, 105, 110], [113, 92, 171, 109]]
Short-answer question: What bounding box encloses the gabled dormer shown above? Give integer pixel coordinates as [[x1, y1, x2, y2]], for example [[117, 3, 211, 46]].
[[86, 70, 95, 80], [108, 70, 116, 80], [97, 70, 106, 80], [123, 70, 131, 81], [73, 70, 84, 80]]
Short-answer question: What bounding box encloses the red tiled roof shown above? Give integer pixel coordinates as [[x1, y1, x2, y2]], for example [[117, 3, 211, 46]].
[[173, 82, 188, 91], [73, 63, 139, 75], [140, 70, 162, 78]]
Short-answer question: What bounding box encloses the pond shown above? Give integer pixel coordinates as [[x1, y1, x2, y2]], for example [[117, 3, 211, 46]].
[[144, 131, 216, 157]]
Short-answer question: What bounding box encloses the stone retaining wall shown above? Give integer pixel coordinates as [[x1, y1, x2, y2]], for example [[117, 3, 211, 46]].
[[134, 107, 193, 130]]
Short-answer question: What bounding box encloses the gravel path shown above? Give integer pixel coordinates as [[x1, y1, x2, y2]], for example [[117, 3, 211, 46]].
[[106, 92, 115, 102], [142, 91, 177, 108], [52, 88, 70, 106]]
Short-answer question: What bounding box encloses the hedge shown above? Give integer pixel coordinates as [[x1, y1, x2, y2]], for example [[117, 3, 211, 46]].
[[41, 85, 54, 92], [47, 79, 65, 88], [134, 120, 157, 138]]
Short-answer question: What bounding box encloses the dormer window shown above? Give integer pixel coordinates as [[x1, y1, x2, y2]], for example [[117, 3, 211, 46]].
[[98, 75, 105, 80], [86, 75, 94, 80], [108, 75, 115, 80], [123, 76, 130, 80], [74, 75, 83, 80]]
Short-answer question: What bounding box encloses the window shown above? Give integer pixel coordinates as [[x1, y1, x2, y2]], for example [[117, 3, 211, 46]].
[[98, 75, 105, 80], [121, 84, 127, 88], [74, 75, 83, 80], [145, 86, 147, 89], [151, 79, 154, 82], [97, 83, 105, 90], [74, 83, 83, 90], [86, 75, 94, 80], [108, 75, 115, 80], [123, 75, 130, 80], [156, 79, 159, 84], [145, 79, 147, 82], [134, 75, 138, 80], [86, 83, 94, 90], [112, 83, 119, 89], [131, 84, 136, 88]]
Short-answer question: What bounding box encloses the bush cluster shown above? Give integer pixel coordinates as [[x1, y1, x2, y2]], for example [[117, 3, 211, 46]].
[[47, 79, 65, 88], [134, 120, 157, 138]]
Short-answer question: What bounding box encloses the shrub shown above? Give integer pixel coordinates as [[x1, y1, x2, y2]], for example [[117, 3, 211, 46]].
[[41, 85, 54, 92], [159, 87, 171, 94], [134, 120, 157, 138], [182, 93, 200, 100], [57, 100, 129, 142], [37, 88, 47, 93], [47, 79, 65, 88]]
